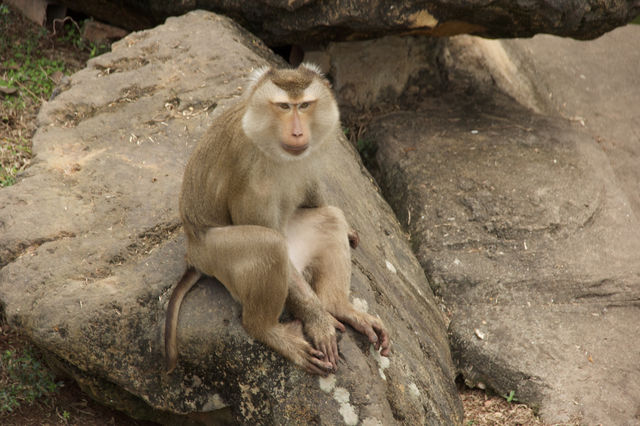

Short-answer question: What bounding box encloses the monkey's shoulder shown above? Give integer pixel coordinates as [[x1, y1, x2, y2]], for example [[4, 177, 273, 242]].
[[198, 106, 245, 148]]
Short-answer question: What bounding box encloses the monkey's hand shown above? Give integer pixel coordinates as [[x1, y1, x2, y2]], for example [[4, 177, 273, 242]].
[[303, 311, 346, 371], [281, 320, 336, 376], [336, 307, 391, 357]]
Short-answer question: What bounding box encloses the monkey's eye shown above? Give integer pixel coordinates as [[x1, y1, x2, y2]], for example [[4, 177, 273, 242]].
[[299, 102, 310, 109], [277, 103, 290, 110]]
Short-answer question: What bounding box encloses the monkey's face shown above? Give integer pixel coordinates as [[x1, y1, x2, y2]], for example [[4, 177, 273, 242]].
[[270, 99, 313, 156], [242, 65, 340, 162]]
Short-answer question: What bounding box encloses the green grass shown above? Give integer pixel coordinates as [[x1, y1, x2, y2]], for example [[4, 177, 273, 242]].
[[0, 347, 62, 413], [0, 8, 64, 104], [0, 9, 109, 107], [0, 170, 17, 187], [633, 15, 640, 25], [0, 4, 100, 188], [58, 20, 110, 59], [1, 55, 65, 103], [503, 390, 519, 403], [0, 137, 31, 187], [356, 137, 377, 163], [344, 126, 378, 164]]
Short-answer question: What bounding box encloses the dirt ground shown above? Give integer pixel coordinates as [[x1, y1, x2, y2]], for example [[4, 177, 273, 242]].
[[0, 1, 87, 186], [0, 3, 548, 425], [0, 323, 157, 425]]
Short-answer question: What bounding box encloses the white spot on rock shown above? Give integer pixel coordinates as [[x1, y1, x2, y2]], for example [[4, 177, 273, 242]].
[[370, 345, 390, 380], [333, 387, 358, 425], [191, 375, 202, 387], [339, 403, 358, 426], [385, 260, 397, 274], [333, 387, 350, 403], [408, 383, 420, 398], [352, 297, 369, 313], [201, 393, 227, 411], [362, 417, 383, 426], [321, 379, 361, 424], [453, 258, 461, 266], [319, 374, 336, 393]]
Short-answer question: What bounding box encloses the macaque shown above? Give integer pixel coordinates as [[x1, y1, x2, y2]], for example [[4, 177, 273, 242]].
[[165, 63, 390, 375]]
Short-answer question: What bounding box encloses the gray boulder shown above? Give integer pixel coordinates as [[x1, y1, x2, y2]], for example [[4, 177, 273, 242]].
[[370, 26, 640, 424], [55, 0, 640, 44], [0, 10, 462, 425]]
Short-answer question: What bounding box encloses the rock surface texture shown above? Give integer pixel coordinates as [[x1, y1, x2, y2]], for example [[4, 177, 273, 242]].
[[56, 0, 640, 43], [371, 25, 640, 424], [0, 10, 463, 425]]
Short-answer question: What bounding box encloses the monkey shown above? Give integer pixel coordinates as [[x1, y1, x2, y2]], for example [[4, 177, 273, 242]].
[[165, 63, 390, 376]]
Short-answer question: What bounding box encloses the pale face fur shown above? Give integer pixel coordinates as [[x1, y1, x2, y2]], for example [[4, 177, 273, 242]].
[[241, 64, 340, 162]]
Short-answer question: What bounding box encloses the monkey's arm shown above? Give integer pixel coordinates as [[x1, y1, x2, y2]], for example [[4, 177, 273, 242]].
[[286, 266, 344, 369]]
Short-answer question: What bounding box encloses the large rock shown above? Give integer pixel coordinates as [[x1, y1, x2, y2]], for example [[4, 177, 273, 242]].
[[496, 25, 640, 227], [304, 36, 444, 111], [370, 26, 640, 424], [55, 0, 640, 44], [0, 10, 462, 425]]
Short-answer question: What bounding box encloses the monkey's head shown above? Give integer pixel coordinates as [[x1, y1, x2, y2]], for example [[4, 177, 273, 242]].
[[241, 63, 340, 161]]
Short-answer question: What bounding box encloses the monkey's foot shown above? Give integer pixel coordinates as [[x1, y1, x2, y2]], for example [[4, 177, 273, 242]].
[[279, 321, 335, 376], [337, 308, 390, 356], [303, 313, 345, 371]]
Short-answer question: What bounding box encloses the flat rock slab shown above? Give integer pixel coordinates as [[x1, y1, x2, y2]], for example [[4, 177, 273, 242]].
[[371, 87, 640, 424], [498, 24, 640, 230], [0, 10, 462, 425], [56, 0, 640, 43]]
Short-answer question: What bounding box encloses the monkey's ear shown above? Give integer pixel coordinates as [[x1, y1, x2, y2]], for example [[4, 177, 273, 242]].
[[247, 65, 271, 89]]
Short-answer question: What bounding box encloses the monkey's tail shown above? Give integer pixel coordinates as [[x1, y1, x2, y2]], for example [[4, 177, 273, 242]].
[[165, 266, 202, 373]]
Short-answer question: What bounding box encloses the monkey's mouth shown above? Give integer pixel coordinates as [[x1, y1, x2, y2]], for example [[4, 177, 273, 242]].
[[281, 143, 308, 155]]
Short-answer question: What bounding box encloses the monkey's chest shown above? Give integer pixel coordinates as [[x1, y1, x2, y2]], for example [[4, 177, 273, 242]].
[[231, 178, 306, 229]]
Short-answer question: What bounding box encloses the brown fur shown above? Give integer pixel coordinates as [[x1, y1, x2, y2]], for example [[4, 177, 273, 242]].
[[164, 64, 389, 375], [270, 68, 316, 97]]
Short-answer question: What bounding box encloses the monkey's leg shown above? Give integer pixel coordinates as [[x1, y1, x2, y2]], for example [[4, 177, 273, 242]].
[[285, 211, 348, 370], [295, 206, 391, 356], [188, 225, 334, 375]]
